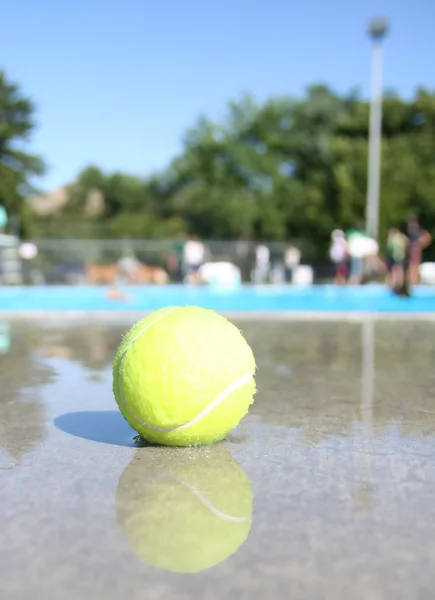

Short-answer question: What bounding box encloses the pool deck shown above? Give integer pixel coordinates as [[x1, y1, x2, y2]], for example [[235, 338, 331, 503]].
[[2, 309, 435, 321], [2, 319, 435, 600]]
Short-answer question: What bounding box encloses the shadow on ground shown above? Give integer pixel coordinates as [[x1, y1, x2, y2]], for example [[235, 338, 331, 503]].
[[54, 410, 136, 447]]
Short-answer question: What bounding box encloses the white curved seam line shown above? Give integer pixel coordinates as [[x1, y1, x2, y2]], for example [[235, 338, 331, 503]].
[[117, 306, 179, 425], [178, 480, 249, 522], [120, 355, 253, 432], [126, 476, 249, 525], [162, 371, 254, 432], [121, 369, 254, 433], [132, 371, 254, 433]]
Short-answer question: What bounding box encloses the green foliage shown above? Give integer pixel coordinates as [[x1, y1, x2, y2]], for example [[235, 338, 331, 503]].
[[23, 81, 435, 258], [106, 212, 186, 238], [0, 70, 45, 236]]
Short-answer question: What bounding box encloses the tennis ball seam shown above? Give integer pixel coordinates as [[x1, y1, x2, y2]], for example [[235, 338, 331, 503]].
[[116, 307, 254, 435], [152, 475, 249, 523], [116, 306, 179, 429]]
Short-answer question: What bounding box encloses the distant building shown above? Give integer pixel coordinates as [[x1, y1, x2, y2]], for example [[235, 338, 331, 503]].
[[28, 184, 105, 216], [28, 185, 72, 215]]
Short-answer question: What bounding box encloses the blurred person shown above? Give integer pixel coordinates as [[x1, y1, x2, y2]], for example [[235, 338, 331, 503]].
[[0, 203, 7, 233], [346, 223, 370, 285], [329, 229, 348, 285], [166, 233, 185, 282], [166, 251, 179, 281], [406, 216, 432, 285], [182, 235, 206, 280], [283, 244, 301, 283], [253, 244, 270, 284], [363, 237, 383, 283], [385, 227, 408, 290]]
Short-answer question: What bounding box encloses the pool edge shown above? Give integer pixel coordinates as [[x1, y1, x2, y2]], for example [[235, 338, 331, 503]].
[[1, 310, 435, 321]]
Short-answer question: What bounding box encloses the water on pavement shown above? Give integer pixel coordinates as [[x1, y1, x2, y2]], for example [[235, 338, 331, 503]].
[[1, 319, 435, 600]]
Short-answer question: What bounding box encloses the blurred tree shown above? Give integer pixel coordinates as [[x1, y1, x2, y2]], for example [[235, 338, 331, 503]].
[[34, 85, 435, 259], [0, 70, 45, 236]]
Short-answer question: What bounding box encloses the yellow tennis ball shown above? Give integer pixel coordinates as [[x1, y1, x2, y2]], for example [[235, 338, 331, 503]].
[[112, 305, 256, 446], [115, 445, 253, 573]]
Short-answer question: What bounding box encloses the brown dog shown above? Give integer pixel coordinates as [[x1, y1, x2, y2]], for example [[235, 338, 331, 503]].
[[134, 264, 169, 285], [86, 262, 169, 285], [86, 264, 119, 285]]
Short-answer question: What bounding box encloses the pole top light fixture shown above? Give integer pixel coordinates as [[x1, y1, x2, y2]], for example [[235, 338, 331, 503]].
[[368, 18, 388, 41]]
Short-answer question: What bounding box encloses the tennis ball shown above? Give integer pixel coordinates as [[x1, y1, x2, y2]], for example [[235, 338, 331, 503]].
[[113, 306, 256, 446], [115, 445, 253, 573]]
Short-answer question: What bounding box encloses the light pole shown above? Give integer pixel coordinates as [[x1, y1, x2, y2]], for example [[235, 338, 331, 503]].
[[365, 18, 388, 241]]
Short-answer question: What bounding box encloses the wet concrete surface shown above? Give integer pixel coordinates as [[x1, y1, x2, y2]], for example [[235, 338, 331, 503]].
[[1, 318, 435, 599]]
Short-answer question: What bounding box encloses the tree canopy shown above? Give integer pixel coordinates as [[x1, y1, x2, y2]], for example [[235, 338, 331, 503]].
[[2, 72, 434, 258], [0, 70, 45, 236]]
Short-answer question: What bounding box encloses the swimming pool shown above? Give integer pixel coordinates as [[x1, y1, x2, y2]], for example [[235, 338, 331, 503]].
[[1, 284, 435, 315]]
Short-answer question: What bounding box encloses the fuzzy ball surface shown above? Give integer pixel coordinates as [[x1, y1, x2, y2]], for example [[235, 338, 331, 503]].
[[113, 306, 256, 446]]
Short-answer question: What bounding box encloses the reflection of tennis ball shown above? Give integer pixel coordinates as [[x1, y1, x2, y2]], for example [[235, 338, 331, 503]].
[[112, 306, 256, 446], [115, 445, 253, 573]]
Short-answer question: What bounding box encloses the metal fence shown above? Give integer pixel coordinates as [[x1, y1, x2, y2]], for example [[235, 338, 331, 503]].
[[12, 239, 290, 285], [0, 237, 334, 285]]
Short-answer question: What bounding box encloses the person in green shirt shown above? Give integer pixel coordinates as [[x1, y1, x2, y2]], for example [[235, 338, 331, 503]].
[[166, 234, 186, 282], [385, 227, 408, 291]]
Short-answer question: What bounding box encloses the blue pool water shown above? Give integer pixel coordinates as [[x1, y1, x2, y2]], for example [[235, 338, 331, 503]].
[[1, 284, 435, 313]]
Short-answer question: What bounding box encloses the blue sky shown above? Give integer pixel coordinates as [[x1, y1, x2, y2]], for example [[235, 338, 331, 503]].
[[2, 0, 434, 191]]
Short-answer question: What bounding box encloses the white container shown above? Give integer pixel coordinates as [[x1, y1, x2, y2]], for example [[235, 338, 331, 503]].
[[420, 262, 435, 285], [292, 265, 314, 286]]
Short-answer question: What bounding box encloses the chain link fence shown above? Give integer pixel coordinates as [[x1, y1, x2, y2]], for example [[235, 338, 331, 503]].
[[18, 239, 297, 285], [0, 237, 334, 285]]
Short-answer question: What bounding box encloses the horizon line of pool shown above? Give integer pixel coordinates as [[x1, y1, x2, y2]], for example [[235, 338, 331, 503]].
[[0, 284, 435, 315]]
